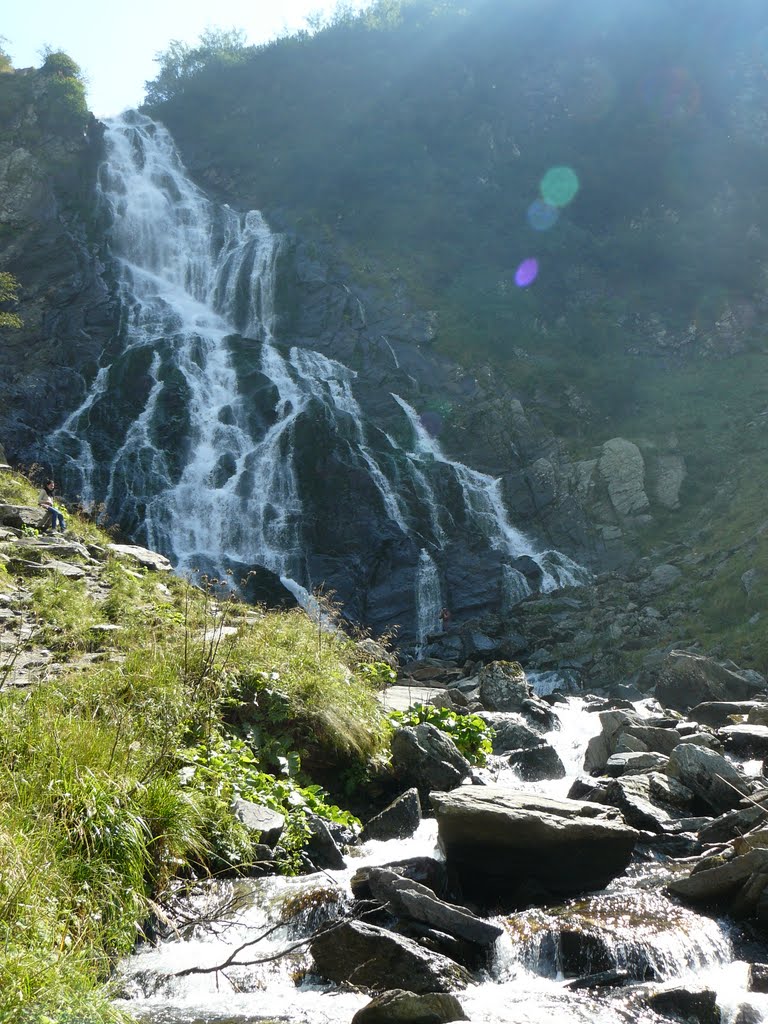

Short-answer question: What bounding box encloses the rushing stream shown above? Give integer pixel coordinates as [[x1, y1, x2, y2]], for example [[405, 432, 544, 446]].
[[113, 692, 768, 1024]]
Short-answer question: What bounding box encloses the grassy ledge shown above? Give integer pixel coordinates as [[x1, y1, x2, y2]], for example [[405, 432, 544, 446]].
[[0, 469, 391, 1024]]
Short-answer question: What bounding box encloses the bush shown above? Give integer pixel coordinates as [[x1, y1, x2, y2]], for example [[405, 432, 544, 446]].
[[389, 702, 494, 766]]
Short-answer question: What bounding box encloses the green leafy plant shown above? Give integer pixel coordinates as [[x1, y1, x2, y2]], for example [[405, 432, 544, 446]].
[[389, 702, 494, 766], [180, 732, 360, 874], [358, 660, 397, 687]]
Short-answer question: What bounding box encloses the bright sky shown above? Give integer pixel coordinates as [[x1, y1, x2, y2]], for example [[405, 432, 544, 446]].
[[3, 0, 375, 118]]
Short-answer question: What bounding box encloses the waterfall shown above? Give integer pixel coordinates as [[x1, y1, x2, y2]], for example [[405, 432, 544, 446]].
[[46, 110, 587, 635], [415, 548, 442, 653]]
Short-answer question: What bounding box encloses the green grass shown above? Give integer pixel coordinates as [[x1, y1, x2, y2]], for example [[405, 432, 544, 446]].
[[0, 470, 391, 1021]]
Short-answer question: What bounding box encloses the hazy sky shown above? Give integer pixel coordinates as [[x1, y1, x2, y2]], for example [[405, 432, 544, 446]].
[[3, 0, 375, 118]]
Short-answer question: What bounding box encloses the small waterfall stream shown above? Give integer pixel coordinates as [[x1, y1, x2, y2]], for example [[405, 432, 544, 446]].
[[113, 694, 768, 1024]]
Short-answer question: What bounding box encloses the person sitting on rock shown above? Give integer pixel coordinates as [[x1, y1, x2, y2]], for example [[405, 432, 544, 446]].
[[38, 479, 66, 533]]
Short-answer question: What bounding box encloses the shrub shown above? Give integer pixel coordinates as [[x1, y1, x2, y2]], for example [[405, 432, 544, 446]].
[[389, 702, 494, 766]]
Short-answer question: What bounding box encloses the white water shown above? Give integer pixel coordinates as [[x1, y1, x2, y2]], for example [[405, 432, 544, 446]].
[[415, 547, 443, 653], [45, 112, 589, 624], [114, 698, 767, 1024]]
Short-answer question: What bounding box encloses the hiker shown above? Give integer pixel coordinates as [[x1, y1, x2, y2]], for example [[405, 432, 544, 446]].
[[38, 479, 66, 533], [439, 606, 452, 631]]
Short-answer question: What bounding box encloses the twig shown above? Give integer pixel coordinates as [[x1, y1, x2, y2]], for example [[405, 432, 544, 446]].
[[173, 913, 351, 977]]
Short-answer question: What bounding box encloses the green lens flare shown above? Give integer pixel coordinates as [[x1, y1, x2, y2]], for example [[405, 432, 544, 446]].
[[540, 166, 580, 207]]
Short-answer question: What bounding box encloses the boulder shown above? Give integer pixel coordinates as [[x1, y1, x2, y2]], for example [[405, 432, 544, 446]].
[[351, 858, 449, 902], [231, 799, 285, 846], [655, 652, 764, 712], [689, 701, 765, 728], [699, 805, 768, 845], [310, 920, 471, 993], [351, 990, 468, 1024], [665, 744, 751, 815], [720, 724, 768, 758], [477, 661, 531, 712], [507, 742, 566, 781], [584, 773, 694, 833], [361, 788, 422, 843], [748, 964, 768, 993], [583, 710, 643, 773], [391, 724, 470, 799], [366, 868, 503, 946], [432, 787, 638, 910], [107, 543, 172, 571], [605, 752, 669, 777], [599, 437, 649, 516], [644, 987, 721, 1024], [0, 503, 47, 530], [304, 811, 346, 871], [668, 847, 768, 917], [481, 714, 543, 755]]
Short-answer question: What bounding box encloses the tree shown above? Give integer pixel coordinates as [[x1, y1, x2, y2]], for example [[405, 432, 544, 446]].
[[0, 272, 23, 329], [145, 28, 248, 105], [0, 36, 12, 74]]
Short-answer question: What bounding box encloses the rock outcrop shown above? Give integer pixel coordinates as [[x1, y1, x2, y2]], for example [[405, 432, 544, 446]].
[[431, 787, 638, 910]]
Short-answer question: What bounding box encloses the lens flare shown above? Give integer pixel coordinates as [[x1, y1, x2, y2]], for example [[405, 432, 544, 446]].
[[527, 199, 560, 231], [540, 166, 580, 207], [515, 258, 539, 288]]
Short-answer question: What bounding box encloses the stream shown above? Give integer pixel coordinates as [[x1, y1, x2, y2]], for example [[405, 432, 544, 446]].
[[113, 694, 768, 1024]]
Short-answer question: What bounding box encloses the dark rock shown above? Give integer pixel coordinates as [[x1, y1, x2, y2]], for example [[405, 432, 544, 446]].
[[351, 858, 449, 903], [507, 742, 566, 781], [480, 714, 543, 755], [304, 812, 346, 871], [361, 788, 422, 843], [309, 920, 471, 993], [432, 787, 637, 911], [655, 652, 764, 712], [564, 969, 631, 990], [748, 963, 768, 993], [696, 802, 768, 843], [720, 724, 768, 758], [644, 986, 721, 1024], [366, 868, 503, 946], [391, 723, 471, 800], [351, 989, 469, 1024], [690, 701, 766, 728]]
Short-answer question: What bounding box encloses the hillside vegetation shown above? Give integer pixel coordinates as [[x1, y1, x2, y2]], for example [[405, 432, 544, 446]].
[[142, 0, 768, 671], [0, 470, 390, 1023]]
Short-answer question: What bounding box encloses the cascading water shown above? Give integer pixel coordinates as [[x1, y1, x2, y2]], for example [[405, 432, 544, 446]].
[[415, 548, 443, 652], [113, 697, 768, 1024], [47, 110, 586, 640]]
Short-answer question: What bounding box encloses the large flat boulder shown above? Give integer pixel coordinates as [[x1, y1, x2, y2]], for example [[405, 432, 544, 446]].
[[107, 543, 172, 571], [352, 990, 468, 1024], [432, 787, 638, 910]]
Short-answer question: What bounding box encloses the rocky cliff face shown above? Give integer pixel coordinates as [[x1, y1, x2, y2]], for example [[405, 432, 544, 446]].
[[0, 68, 119, 464], [0, 86, 687, 649]]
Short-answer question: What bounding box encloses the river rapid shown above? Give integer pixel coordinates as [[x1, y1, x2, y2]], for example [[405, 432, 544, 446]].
[[113, 696, 768, 1024]]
